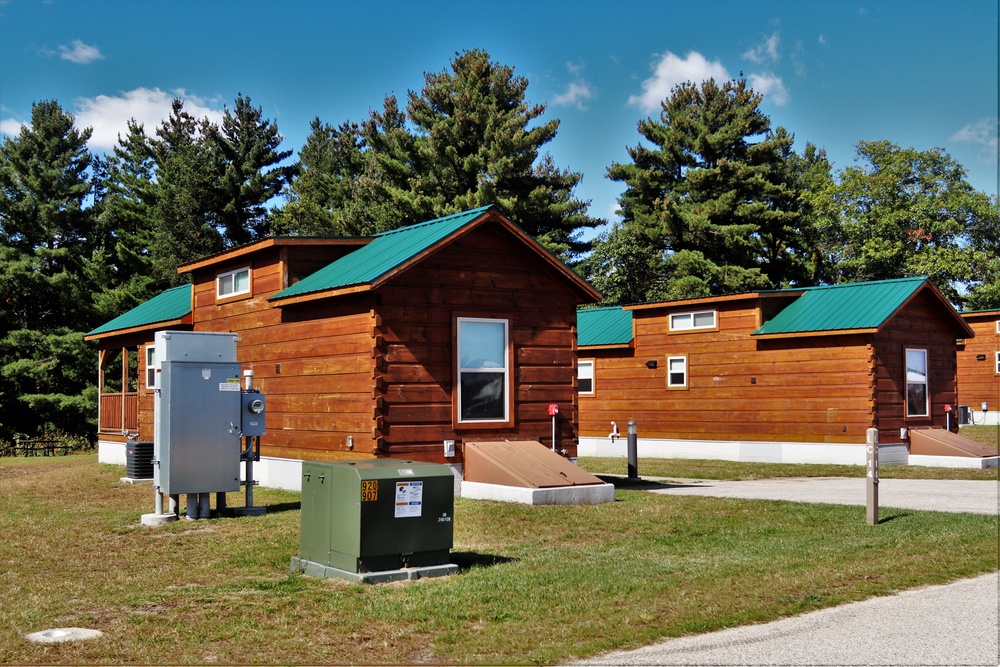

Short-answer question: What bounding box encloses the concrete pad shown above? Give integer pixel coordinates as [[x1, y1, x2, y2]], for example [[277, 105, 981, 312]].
[[140, 512, 179, 526], [25, 628, 103, 643], [461, 480, 615, 505], [290, 556, 458, 584]]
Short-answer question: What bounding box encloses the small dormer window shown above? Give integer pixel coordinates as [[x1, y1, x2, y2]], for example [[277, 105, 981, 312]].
[[217, 267, 250, 299], [670, 310, 716, 331]]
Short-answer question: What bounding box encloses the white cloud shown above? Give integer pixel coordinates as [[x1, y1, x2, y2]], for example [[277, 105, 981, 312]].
[[951, 117, 1000, 161], [58, 39, 104, 64], [748, 72, 789, 107], [628, 51, 730, 113], [552, 82, 594, 110], [552, 61, 594, 110], [0, 117, 25, 137], [75, 87, 225, 152], [743, 32, 780, 64]]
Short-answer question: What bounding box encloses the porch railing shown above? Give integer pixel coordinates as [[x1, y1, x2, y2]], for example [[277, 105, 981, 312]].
[[98, 392, 139, 433]]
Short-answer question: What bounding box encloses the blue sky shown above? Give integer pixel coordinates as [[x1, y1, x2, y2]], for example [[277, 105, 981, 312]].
[[1, 0, 997, 233]]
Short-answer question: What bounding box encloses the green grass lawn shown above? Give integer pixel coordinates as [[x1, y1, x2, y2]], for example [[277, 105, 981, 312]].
[[1, 454, 996, 665]]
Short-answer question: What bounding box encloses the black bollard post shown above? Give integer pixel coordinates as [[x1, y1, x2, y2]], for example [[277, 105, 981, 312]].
[[627, 419, 638, 479]]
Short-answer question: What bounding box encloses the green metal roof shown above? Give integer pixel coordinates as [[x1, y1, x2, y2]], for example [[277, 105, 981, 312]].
[[271, 205, 495, 301], [577, 306, 634, 346], [753, 277, 928, 336], [86, 284, 192, 337]]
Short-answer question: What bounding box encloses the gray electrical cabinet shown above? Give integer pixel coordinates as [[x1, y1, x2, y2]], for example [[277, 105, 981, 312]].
[[292, 460, 458, 582], [153, 331, 243, 496]]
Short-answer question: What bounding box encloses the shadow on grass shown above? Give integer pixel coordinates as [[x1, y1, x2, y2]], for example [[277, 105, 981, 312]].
[[876, 512, 913, 524], [596, 474, 703, 491], [450, 551, 518, 572]]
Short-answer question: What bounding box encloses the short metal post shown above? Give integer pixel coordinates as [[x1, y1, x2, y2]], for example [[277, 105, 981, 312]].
[[627, 419, 638, 479], [866, 428, 879, 525], [551, 414, 557, 452]]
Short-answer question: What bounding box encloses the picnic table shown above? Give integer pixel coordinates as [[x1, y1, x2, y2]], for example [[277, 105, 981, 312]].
[[12, 438, 71, 456]]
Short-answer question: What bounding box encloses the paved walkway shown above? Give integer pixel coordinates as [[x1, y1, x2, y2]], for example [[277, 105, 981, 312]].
[[643, 476, 999, 515], [571, 476, 999, 665], [574, 572, 999, 666]]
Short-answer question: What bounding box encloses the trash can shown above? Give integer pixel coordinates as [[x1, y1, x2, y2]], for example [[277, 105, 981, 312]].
[[126, 441, 154, 479]]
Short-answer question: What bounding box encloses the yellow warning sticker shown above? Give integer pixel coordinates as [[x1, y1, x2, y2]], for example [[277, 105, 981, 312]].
[[361, 480, 378, 501]]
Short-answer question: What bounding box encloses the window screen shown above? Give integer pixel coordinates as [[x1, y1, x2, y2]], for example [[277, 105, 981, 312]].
[[457, 318, 508, 422], [905, 348, 929, 417]]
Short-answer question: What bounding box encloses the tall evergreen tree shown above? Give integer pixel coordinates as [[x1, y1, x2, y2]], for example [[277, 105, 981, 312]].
[[209, 94, 297, 246], [375, 49, 602, 259], [90, 119, 162, 319], [604, 78, 814, 298], [148, 99, 224, 286], [273, 118, 394, 236], [0, 100, 98, 440], [279, 50, 601, 259]]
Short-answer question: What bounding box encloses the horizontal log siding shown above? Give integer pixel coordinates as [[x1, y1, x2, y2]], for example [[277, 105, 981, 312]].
[[957, 313, 999, 412], [374, 225, 580, 463], [580, 301, 875, 444], [873, 290, 961, 441], [191, 252, 377, 461]]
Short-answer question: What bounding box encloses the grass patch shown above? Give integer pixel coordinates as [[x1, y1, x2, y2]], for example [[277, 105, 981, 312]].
[[1, 454, 996, 664], [578, 456, 999, 481], [959, 425, 1000, 452]]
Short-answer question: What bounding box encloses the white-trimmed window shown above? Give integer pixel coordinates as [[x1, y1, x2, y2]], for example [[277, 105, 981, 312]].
[[995, 351, 1000, 375], [905, 348, 929, 417], [578, 360, 595, 395], [670, 310, 716, 331], [667, 355, 688, 389], [145, 345, 156, 389], [457, 317, 509, 422], [217, 267, 250, 299], [995, 320, 1000, 334]]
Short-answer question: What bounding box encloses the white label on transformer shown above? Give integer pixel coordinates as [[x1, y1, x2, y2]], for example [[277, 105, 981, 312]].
[[218, 382, 241, 391], [394, 480, 423, 518]]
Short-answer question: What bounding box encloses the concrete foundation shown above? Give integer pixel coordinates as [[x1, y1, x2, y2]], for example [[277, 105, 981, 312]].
[[460, 480, 615, 505], [290, 556, 458, 584]]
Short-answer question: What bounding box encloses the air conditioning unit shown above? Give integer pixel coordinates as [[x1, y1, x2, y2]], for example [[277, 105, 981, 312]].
[[957, 405, 972, 425]]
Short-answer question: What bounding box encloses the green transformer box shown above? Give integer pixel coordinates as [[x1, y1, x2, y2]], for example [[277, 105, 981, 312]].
[[291, 460, 459, 582]]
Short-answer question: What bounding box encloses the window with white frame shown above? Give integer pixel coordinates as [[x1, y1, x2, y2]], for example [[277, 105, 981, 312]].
[[217, 267, 250, 299], [995, 351, 999, 375], [578, 360, 594, 394], [905, 348, 929, 417], [995, 320, 1000, 334], [667, 355, 688, 389], [670, 309, 716, 331], [457, 317, 509, 422], [145, 345, 156, 389]]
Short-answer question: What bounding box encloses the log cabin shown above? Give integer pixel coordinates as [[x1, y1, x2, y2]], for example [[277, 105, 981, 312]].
[[86, 206, 601, 488], [577, 277, 975, 465], [957, 309, 1000, 427]]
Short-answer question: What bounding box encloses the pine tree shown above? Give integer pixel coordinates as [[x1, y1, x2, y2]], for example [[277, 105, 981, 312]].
[[0, 100, 98, 440], [605, 78, 814, 297], [148, 99, 224, 285], [90, 119, 162, 319], [280, 49, 601, 259], [209, 94, 297, 246]]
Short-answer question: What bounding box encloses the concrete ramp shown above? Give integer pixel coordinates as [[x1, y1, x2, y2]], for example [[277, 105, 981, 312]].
[[461, 440, 615, 505], [909, 428, 997, 458]]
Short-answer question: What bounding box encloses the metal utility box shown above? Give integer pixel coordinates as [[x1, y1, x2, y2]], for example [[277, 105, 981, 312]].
[[153, 331, 242, 496], [296, 460, 456, 576]]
